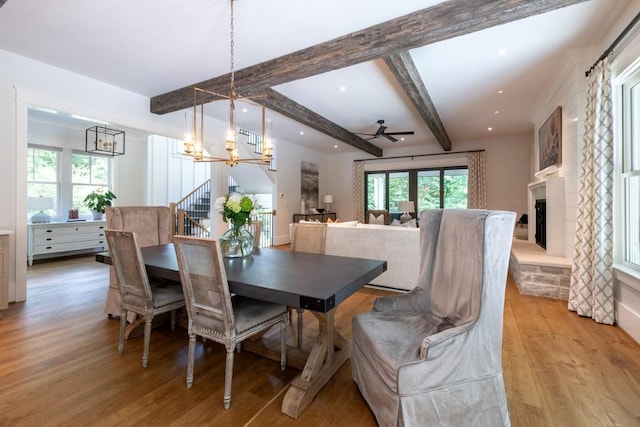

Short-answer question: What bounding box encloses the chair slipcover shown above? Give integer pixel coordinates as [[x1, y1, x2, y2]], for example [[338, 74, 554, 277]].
[[173, 235, 288, 409], [352, 209, 515, 426], [104, 206, 172, 321], [105, 230, 185, 368]]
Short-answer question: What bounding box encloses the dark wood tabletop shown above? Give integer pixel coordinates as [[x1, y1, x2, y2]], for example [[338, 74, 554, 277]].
[[97, 245, 386, 313]]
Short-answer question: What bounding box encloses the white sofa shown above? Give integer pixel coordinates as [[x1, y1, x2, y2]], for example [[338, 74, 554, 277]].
[[323, 222, 420, 291]]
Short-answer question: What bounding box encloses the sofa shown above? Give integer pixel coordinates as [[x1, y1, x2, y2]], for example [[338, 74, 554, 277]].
[[321, 222, 420, 291]]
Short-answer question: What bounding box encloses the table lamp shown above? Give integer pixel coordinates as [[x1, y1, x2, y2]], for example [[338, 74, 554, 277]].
[[29, 196, 54, 223], [323, 195, 333, 212], [398, 201, 415, 223]]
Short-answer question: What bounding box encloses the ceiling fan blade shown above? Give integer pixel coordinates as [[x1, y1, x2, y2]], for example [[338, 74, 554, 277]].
[[374, 125, 387, 136], [385, 131, 414, 136], [384, 134, 398, 142]]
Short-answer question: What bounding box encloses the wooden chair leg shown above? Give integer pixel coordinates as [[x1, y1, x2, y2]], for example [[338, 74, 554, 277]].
[[170, 310, 176, 330], [142, 317, 152, 368], [224, 345, 235, 409], [297, 308, 304, 348], [118, 308, 127, 354], [280, 319, 287, 370], [186, 334, 196, 388]]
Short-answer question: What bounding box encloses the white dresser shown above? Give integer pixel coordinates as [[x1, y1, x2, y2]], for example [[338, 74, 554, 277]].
[[27, 221, 107, 265]]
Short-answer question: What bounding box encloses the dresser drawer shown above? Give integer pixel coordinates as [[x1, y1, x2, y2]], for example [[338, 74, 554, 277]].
[[33, 224, 105, 236], [33, 239, 106, 255], [33, 231, 105, 246]]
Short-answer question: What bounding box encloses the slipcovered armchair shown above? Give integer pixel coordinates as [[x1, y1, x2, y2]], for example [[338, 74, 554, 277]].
[[352, 209, 516, 426], [104, 206, 173, 321]]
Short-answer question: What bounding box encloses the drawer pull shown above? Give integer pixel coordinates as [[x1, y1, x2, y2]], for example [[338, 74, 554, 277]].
[[98, 241, 104, 244], [46, 246, 52, 250], [46, 238, 52, 241], [46, 230, 53, 233]]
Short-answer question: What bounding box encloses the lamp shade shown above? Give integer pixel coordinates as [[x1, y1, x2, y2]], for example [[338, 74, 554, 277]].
[[29, 196, 54, 211], [398, 201, 415, 213], [323, 195, 333, 204]]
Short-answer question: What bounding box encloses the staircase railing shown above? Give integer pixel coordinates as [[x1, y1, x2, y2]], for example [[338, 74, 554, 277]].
[[170, 179, 211, 238]]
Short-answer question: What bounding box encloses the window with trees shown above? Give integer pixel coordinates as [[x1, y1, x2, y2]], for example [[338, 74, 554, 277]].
[[27, 145, 113, 220], [27, 145, 60, 218], [366, 166, 468, 214], [620, 69, 640, 269], [72, 152, 111, 214]]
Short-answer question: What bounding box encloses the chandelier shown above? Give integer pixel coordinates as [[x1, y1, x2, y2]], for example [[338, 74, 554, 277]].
[[183, 0, 273, 167]]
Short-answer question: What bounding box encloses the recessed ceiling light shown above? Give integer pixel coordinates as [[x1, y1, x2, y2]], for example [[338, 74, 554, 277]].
[[494, 110, 500, 114], [334, 144, 338, 149], [572, 117, 579, 122], [488, 127, 493, 131], [400, 137, 405, 141], [497, 48, 507, 56], [339, 86, 347, 92], [242, 108, 248, 113], [300, 131, 304, 135], [497, 90, 504, 94], [30, 106, 58, 115], [71, 114, 108, 125]]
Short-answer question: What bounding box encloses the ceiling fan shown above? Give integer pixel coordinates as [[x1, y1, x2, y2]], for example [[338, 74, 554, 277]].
[[354, 119, 414, 142]]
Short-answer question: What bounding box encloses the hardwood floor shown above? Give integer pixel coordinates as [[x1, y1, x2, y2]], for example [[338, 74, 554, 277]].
[[0, 255, 638, 426]]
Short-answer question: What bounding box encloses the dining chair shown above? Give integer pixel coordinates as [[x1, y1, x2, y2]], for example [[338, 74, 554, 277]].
[[105, 229, 185, 368], [290, 223, 327, 348], [247, 220, 262, 248], [173, 235, 288, 409]]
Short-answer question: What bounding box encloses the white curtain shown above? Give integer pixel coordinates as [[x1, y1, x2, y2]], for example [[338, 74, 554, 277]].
[[353, 161, 365, 223], [568, 57, 614, 325], [467, 151, 487, 209]]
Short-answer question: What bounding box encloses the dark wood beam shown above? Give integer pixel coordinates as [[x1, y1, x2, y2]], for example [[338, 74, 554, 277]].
[[262, 88, 383, 157], [383, 52, 452, 151], [0, 0, 8, 8], [151, 0, 588, 114]]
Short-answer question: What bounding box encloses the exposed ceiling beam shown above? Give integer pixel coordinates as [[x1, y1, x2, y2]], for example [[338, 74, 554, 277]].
[[151, 0, 588, 115], [0, 0, 8, 9], [383, 52, 452, 151], [262, 88, 383, 157]]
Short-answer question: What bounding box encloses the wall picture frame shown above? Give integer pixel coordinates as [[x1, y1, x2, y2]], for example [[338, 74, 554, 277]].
[[538, 106, 562, 170]]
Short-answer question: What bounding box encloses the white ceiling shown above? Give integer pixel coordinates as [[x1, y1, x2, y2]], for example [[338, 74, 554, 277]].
[[0, 0, 634, 155]]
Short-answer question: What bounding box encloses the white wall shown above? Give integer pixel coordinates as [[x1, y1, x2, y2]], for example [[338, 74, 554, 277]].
[[272, 139, 330, 245], [0, 48, 189, 303]]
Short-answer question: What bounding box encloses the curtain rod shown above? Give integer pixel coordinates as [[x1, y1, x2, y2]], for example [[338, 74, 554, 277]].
[[354, 149, 484, 163], [586, 9, 640, 77]]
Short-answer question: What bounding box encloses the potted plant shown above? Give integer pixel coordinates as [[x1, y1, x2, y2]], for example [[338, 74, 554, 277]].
[[83, 189, 116, 220]]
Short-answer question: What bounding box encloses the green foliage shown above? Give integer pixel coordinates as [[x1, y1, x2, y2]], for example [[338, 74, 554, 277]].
[[82, 189, 116, 213], [214, 193, 258, 229]]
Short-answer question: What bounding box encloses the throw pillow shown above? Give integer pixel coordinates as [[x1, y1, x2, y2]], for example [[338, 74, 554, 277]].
[[390, 219, 402, 227], [401, 219, 417, 228], [369, 213, 385, 225]]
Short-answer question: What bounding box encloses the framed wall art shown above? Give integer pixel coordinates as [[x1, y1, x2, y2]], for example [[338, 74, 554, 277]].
[[538, 106, 562, 170]]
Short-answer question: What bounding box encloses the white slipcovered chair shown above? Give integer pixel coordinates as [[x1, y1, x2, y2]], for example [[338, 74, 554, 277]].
[[352, 209, 516, 426]]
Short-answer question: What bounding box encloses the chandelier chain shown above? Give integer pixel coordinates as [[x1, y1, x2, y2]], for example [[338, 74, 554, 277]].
[[229, 0, 235, 93]]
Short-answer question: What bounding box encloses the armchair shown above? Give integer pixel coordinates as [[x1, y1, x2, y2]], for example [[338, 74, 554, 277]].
[[104, 206, 173, 321], [352, 209, 516, 426]]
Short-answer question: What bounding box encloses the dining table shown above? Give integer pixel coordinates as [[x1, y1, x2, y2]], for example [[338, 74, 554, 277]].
[[97, 244, 386, 419]]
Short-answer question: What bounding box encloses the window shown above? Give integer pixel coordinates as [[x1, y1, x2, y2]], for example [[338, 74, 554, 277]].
[[365, 166, 468, 214], [72, 152, 112, 214], [27, 145, 60, 217], [620, 71, 640, 268]]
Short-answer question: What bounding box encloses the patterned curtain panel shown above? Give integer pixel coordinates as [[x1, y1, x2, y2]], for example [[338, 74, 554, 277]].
[[467, 151, 487, 209], [353, 161, 365, 223], [568, 57, 614, 325]]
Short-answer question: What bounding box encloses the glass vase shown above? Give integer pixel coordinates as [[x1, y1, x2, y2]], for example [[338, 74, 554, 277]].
[[219, 227, 254, 258]]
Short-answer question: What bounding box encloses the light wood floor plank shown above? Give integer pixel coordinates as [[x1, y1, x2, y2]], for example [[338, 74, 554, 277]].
[[0, 255, 637, 426]]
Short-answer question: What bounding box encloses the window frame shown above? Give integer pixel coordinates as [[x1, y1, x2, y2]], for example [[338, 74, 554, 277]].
[[364, 165, 468, 215], [27, 144, 61, 218]]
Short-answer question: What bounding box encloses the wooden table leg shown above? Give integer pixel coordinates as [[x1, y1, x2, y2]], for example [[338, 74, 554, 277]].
[[281, 308, 351, 419]]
